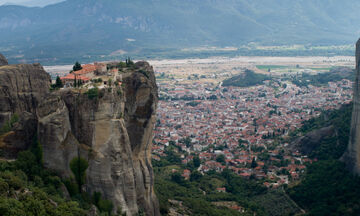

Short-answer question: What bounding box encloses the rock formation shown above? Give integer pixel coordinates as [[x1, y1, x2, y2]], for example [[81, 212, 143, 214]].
[[341, 39, 360, 174], [0, 62, 51, 157], [0, 54, 160, 215], [289, 126, 335, 155], [0, 54, 8, 66]]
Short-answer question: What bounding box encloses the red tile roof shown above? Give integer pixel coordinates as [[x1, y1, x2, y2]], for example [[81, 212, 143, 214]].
[[61, 73, 90, 82], [73, 64, 96, 75]]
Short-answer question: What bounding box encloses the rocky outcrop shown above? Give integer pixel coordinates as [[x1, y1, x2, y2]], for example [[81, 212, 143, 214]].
[[0, 62, 50, 157], [289, 126, 335, 155], [0, 57, 160, 215], [35, 61, 160, 215], [0, 53, 8, 66], [341, 39, 360, 174], [0, 63, 51, 127]]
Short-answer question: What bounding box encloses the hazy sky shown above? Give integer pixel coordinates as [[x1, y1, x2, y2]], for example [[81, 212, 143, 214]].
[[0, 0, 64, 7]]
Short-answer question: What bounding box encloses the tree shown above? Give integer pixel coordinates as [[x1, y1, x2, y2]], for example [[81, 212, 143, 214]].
[[190, 171, 202, 182], [69, 157, 88, 192], [73, 61, 82, 71], [193, 156, 201, 168], [125, 57, 134, 66], [55, 76, 63, 88], [216, 154, 225, 164], [73, 75, 77, 87], [171, 172, 184, 184], [251, 157, 257, 168]]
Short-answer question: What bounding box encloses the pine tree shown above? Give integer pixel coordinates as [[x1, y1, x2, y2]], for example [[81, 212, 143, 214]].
[[55, 76, 63, 88], [73, 61, 82, 71]]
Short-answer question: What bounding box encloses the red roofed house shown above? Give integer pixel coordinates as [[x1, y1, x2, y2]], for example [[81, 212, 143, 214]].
[[216, 187, 226, 193], [61, 73, 90, 86], [73, 64, 97, 76], [182, 169, 191, 180]]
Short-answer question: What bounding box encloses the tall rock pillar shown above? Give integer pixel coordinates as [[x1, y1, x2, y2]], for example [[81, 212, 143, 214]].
[[342, 39, 360, 174]]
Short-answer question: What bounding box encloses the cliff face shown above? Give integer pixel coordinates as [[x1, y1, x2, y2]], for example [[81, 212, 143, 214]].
[[342, 39, 360, 174], [0, 62, 51, 157], [0, 63, 50, 127], [0, 56, 160, 215]]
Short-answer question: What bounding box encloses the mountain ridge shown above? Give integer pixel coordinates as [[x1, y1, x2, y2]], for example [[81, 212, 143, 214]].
[[0, 0, 360, 64]]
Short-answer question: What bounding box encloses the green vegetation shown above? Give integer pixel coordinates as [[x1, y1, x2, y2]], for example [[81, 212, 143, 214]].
[[286, 102, 360, 215], [125, 57, 134, 67], [256, 65, 288, 71], [290, 102, 352, 160], [186, 101, 201, 107], [288, 160, 360, 216], [92, 192, 114, 215], [291, 67, 353, 87], [252, 189, 301, 216], [73, 62, 82, 72], [153, 143, 300, 215], [0, 133, 121, 215], [0, 114, 19, 135], [51, 76, 64, 90], [155, 167, 265, 216], [69, 157, 88, 193], [0, 144, 87, 215], [223, 69, 270, 87], [85, 87, 99, 99]]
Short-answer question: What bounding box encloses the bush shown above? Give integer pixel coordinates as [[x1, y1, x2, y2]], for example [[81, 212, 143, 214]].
[[0, 178, 9, 195], [64, 178, 79, 197], [86, 88, 99, 99], [69, 157, 88, 192], [92, 192, 114, 214], [0, 114, 19, 135], [14, 151, 40, 178], [0, 171, 25, 190]]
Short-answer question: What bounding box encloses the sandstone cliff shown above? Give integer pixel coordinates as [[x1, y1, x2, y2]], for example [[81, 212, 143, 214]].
[[0, 61, 51, 157], [342, 39, 360, 174], [0, 55, 160, 215]]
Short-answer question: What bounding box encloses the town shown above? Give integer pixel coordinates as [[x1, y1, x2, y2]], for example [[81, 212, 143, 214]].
[[52, 59, 353, 188], [152, 71, 353, 188]]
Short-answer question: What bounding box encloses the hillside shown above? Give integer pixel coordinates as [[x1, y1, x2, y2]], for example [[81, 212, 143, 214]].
[[1, 0, 360, 64], [222, 69, 270, 87], [291, 67, 354, 87], [286, 103, 360, 215]]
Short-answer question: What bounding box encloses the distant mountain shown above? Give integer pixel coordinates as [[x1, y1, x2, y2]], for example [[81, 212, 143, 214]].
[[0, 0, 63, 7], [0, 0, 360, 64]]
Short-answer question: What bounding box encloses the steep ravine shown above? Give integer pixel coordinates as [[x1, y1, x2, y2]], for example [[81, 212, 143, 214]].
[[0, 55, 160, 215]]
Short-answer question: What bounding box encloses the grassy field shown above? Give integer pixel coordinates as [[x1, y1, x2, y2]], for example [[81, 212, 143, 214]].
[[256, 65, 290, 70]]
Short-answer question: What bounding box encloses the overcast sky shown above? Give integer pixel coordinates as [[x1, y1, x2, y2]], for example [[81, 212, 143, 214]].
[[0, 0, 64, 7]]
